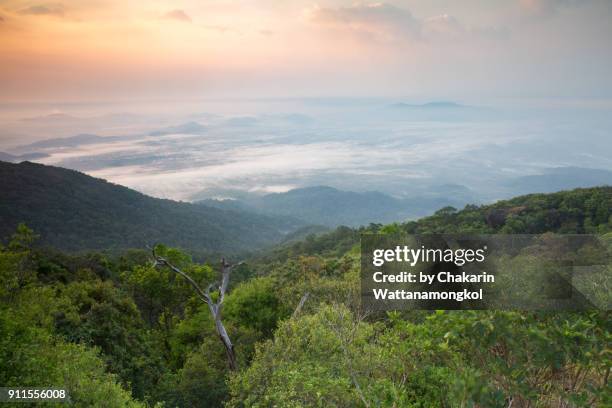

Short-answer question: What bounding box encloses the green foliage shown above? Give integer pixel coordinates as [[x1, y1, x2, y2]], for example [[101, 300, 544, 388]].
[[121, 245, 214, 328], [0, 310, 145, 407], [227, 187, 611, 407], [53, 280, 163, 400], [0, 186, 610, 407], [229, 306, 610, 407], [0, 161, 302, 254], [225, 277, 288, 338], [227, 305, 368, 407], [404, 187, 611, 234], [257, 187, 611, 266], [0, 223, 37, 298], [0, 233, 145, 407], [153, 341, 229, 408], [258, 226, 362, 264]]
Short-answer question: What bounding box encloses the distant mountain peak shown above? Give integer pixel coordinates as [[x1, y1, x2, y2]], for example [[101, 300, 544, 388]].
[[197, 184, 470, 227], [0, 151, 49, 163], [17, 133, 110, 151], [148, 121, 207, 136], [283, 185, 339, 193]]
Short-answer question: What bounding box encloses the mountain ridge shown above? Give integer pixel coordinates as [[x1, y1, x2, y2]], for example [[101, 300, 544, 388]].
[[198, 185, 470, 227], [0, 161, 304, 254]]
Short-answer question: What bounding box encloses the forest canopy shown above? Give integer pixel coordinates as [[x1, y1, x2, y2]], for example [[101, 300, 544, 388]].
[[0, 186, 610, 407]]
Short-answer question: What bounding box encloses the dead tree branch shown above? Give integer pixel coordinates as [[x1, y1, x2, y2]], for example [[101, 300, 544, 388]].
[[151, 246, 239, 370], [292, 292, 310, 318]]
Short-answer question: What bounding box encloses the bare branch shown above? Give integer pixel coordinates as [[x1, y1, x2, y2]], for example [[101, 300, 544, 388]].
[[324, 305, 370, 408], [292, 292, 310, 318], [154, 256, 210, 305], [150, 248, 240, 370], [218, 258, 242, 305]]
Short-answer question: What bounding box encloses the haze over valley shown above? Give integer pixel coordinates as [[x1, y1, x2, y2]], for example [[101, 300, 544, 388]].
[[1, 98, 610, 225], [1, 0, 611, 226]]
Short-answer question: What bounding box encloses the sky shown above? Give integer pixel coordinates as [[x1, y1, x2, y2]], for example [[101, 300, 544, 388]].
[[1, 0, 612, 102], [0, 1, 610, 205]]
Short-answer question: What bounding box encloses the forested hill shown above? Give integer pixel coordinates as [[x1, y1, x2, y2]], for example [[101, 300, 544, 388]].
[[259, 186, 612, 262], [199, 185, 470, 227], [0, 161, 304, 253], [0, 181, 609, 406]]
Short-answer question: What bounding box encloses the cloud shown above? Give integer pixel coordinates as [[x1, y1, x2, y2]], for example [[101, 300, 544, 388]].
[[163, 9, 192, 23], [19, 3, 65, 17], [518, 0, 579, 18], [310, 3, 416, 26], [0, 15, 4, 22], [308, 3, 420, 40], [422, 14, 465, 37], [308, 3, 508, 43]]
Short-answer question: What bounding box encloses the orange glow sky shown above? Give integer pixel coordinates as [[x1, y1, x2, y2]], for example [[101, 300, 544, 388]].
[[1, 0, 611, 102]]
